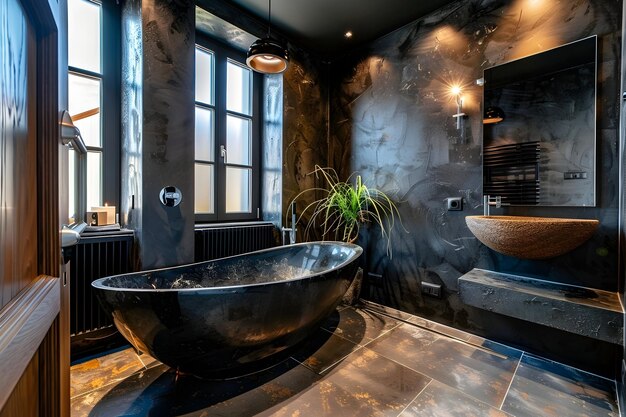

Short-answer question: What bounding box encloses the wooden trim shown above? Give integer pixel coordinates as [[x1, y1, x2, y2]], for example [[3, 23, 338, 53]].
[[39, 317, 60, 417], [37, 27, 60, 278], [0, 276, 60, 410]]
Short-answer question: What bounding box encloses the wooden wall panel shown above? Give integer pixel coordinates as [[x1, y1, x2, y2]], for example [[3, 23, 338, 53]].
[[0, 0, 65, 412], [0, 0, 40, 310], [0, 277, 60, 410], [0, 351, 39, 417]]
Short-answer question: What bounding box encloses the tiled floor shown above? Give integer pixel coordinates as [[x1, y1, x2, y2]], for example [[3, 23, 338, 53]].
[[71, 302, 620, 417]]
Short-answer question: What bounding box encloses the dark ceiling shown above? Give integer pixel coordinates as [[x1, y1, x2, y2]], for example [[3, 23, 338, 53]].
[[226, 0, 455, 55]]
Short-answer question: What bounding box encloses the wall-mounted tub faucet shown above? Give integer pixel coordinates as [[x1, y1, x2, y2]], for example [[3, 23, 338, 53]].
[[483, 195, 509, 216], [281, 202, 297, 245]]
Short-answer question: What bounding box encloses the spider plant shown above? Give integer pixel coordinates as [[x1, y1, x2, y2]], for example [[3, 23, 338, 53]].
[[289, 165, 403, 257]]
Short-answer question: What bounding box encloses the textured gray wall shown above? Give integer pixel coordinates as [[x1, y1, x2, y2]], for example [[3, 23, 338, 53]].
[[121, 0, 195, 269], [329, 0, 622, 376]]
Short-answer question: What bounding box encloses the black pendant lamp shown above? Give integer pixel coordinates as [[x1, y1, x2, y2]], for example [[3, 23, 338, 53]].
[[246, 0, 289, 74]]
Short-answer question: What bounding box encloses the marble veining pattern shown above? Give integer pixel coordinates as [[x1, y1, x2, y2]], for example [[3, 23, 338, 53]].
[[282, 51, 330, 240], [70, 304, 618, 417]]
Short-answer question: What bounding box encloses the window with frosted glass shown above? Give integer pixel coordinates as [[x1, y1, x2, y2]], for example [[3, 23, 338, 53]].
[[68, 73, 101, 147], [68, 0, 101, 73], [195, 164, 214, 214], [226, 60, 251, 115], [224, 61, 253, 214], [68, 150, 76, 222], [86, 152, 102, 209], [195, 106, 214, 162], [67, 0, 106, 221], [226, 167, 251, 213], [195, 45, 216, 215], [226, 115, 250, 166], [194, 39, 259, 221], [195, 47, 214, 106]]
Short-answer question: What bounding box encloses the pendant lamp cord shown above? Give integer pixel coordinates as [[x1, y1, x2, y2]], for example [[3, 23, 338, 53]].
[[267, 0, 272, 38]]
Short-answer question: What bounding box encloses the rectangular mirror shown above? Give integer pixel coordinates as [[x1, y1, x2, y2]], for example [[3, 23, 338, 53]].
[[482, 35, 597, 206]]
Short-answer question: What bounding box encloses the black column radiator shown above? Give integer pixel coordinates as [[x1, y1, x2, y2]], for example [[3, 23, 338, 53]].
[[69, 232, 134, 360], [195, 222, 277, 262]]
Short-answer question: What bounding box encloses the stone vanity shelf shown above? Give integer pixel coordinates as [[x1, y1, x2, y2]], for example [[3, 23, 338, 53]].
[[458, 268, 623, 345]]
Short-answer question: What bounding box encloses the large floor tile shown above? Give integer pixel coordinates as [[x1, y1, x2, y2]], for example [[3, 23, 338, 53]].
[[290, 327, 361, 374], [258, 379, 388, 417], [72, 358, 321, 417], [70, 348, 146, 398], [322, 348, 432, 415], [321, 306, 401, 345], [71, 365, 165, 417], [502, 354, 619, 417], [367, 323, 521, 407], [70, 306, 620, 417], [399, 380, 513, 417]]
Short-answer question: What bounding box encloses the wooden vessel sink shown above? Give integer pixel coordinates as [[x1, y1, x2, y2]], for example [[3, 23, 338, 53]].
[[465, 216, 599, 259]]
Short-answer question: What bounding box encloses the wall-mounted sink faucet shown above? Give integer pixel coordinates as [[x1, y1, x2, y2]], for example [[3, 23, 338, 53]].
[[483, 195, 509, 216]]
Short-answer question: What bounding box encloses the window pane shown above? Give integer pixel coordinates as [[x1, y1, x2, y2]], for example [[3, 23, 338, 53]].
[[195, 163, 214, 214], [226, 115, 251, 166], [68, 150, 76, 223], [68, 73, 101, 147], [195, 106, 214, 162], [196, 47, 214, 105], [226, 167, 250, 213], [227, 60, 251, 115], [86, 151, 102, 212], [68, 0, 101, 73]]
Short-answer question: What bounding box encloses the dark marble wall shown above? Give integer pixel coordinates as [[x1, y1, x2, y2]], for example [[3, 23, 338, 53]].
[[282, 52, 329, 241], [329, 0, 622, 375], [121, 0, 195, 269]]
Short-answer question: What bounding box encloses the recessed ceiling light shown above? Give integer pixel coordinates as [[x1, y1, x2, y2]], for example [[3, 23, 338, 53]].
[[344, 31, 353, 39]]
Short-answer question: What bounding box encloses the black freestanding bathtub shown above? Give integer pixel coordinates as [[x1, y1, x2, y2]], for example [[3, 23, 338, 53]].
[[92, 242, 362, 377]]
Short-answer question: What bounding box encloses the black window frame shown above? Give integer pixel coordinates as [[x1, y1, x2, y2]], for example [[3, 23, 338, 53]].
[[67, 0, 121, 222], [195, 32, 261, 223]]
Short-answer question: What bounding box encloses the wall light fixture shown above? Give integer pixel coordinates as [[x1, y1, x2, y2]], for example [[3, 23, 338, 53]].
[[451, 86, 466, 129]]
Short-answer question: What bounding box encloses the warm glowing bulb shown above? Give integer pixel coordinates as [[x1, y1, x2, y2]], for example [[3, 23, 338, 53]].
[[451, 86, 462, 96], [344, 31, 353, 38]]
